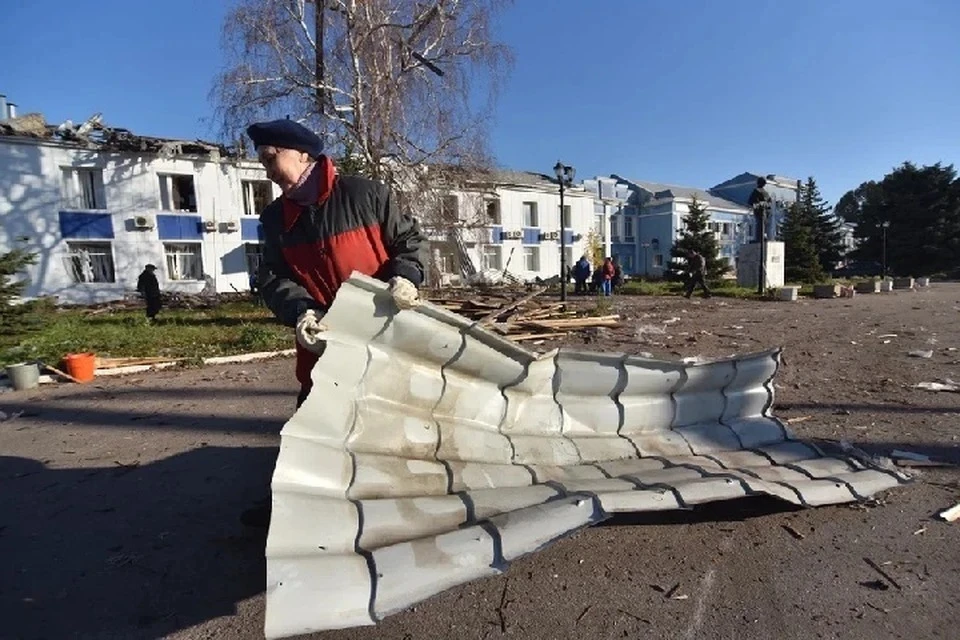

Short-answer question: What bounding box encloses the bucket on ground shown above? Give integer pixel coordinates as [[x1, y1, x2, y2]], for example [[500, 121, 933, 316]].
[[63, 352, 97, 383], [6, 362, 40, 391]]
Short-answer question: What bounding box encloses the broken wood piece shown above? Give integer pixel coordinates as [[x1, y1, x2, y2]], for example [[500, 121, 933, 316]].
[[937, 503, 960, 522], [36, 360, 83, 384], [863, 557, 902, 590], [781, 524, 805, 540], [785, 416, 812, 424], [508, 332, 568, 342], [478, 287, 546, 325], [95, 356, 181, 369]]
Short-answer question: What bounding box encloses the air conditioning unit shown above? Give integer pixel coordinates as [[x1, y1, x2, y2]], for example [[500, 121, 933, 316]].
[[504, 230, 522, 240], [203, 220, 217, 232], [548, 231, 560, 241], [133, 215, 154, 230], [572, 233, 583, 242], [222, 220, 239, 233]]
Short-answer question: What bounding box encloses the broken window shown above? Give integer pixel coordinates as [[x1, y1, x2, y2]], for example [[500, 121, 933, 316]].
[[242, 180, 273, 216], [61, 167, 105, 209], [439, 195, 459, 224], [164, 242, 203, 280], [485, 199, 501, 225], [158, 174, 198, 212], [63, 242, 115, 283]]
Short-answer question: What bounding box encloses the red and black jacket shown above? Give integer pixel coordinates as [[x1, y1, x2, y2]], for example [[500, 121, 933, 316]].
[[258, 159, 427, 388]]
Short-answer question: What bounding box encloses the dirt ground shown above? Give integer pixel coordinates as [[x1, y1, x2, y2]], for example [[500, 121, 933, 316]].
[[2, 284, 959, 640]]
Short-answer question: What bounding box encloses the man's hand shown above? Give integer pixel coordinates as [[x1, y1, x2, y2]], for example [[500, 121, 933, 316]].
[[388, 276, 421, 310], [295, 309, 327, 354]]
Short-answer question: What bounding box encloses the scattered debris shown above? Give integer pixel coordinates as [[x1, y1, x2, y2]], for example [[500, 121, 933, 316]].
[[877, 334, 898, 339], [785, 416, 812, 424], [863, 557, 902, 590], [938, 503, 960, 523], [913, 526, 927, 535], [575, 605, 593, 624], [891, 449, 957, 468], [781, 524, 805, 540], [914, 381, 960, 393], [0, 410, 24, 422], [908, 350, 934, 359]]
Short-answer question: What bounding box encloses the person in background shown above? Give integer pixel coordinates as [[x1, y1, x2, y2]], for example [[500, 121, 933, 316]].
[[574, 255, 592, 294], [612, 257, 624, 293], [136, 264, 161, 321], [684, 249, 712, 299], [601, 257, 616, 296]]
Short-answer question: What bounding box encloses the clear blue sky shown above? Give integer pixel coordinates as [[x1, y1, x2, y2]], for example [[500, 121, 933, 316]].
[[2, 0, 958, 205]]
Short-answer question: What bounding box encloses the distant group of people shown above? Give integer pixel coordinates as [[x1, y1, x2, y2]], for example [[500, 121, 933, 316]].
[[571, 255, 623, 296]]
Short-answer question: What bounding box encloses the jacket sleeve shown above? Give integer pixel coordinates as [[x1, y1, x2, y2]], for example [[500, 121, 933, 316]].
[[379, 184, 427, 286], [258, 207, 324, 327]]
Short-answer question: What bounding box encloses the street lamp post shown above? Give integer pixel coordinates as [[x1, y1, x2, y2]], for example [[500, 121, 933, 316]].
[[554, 161, 576, 301], [641, 242, 651, 277], [881, 221, 890, 278]]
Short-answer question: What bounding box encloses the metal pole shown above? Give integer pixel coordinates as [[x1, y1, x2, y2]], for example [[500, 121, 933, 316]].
[[882, 225, 887, 278], [757, 211, 766, 295], [560, 180, 567, 302]]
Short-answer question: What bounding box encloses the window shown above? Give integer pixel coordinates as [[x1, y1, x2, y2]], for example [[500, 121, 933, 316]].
[[559, 204, 572, 228], [482, 245, 502, 270], [722, 222, 732, 236], [522, 201, 538, 227], [523, 246, 540, 271], [561, 246, 574, 270], [61, 167, 105, 209], [611, 216, 620, 241], [623, 254, 635, 271], [593, 201, 605, 214], [242, 180, 273, 216], [486, 200, 501, 225], [159, 174, 198, 212], [164, 243, 203, 280], [245, 243, 263, 277], [63, 242, 115, 283], [653, 254, 664, 267], [624, 216, 634, 240]]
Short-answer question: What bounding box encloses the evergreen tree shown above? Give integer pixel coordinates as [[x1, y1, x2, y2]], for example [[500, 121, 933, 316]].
[[0, 247, 40, 337], [802, 177, 845, 272], [666, 196, 726, 281], [779, 200, 825, 283]]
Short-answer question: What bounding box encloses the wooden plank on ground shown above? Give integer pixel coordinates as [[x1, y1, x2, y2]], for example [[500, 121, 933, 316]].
[[478, 287, 547, 325]]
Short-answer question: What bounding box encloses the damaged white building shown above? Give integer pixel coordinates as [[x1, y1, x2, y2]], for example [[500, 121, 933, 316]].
[[0, 101, 609, 304]]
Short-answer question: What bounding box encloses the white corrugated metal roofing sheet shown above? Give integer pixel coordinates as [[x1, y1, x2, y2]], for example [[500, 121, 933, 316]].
[[263, 273, 907, 638]]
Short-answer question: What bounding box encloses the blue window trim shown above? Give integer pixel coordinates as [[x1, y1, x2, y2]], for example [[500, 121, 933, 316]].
[[58, 211, 115, 239]]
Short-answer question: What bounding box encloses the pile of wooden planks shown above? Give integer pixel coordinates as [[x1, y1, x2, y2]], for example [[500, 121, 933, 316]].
[[427, 288, 620, 342], [95, 356, 182, 370]]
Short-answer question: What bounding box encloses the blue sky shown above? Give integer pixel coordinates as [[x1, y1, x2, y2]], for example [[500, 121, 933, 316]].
[[2, 0, 958, 205]]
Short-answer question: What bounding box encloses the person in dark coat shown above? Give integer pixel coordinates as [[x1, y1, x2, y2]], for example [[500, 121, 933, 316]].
[[573, 255, 591, 294], [612, 257, 624, 293], [136, 264, 162, 320], [683, 250, 711, 299], [247, 118, 427, 410]]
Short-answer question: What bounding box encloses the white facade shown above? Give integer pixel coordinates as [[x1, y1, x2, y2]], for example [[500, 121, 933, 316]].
[[0, 135, 279, 304], [425, 175, 599, 283]]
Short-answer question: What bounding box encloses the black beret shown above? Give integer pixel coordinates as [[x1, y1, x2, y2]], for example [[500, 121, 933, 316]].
[[246, 119, 323, 157]]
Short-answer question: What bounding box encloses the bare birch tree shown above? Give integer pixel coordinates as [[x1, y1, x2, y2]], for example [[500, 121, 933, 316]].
[[213, 0, 512, 181]]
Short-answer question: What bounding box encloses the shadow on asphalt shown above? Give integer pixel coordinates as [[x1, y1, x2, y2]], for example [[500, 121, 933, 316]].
[[0, 447, 276, 640], [0, 386, 292, 434]]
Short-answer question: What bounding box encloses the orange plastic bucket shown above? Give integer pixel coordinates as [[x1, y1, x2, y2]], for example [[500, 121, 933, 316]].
[[63, 352, 97, 383]]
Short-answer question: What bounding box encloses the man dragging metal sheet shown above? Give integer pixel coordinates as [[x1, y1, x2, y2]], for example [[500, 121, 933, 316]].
[[242, 118, 428, 527]]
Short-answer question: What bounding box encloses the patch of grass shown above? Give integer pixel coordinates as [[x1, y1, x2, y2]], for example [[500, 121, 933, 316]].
[[618, 279, 763, 300], [0, 301, 292, 368]]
